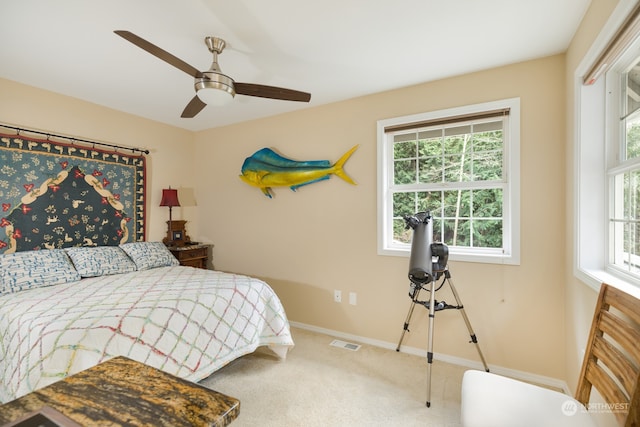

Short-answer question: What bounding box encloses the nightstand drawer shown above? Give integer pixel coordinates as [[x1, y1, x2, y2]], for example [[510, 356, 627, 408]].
[[169, 245, 210, 269], [180, 257, 206, 268], [173, 247, 207, 261]]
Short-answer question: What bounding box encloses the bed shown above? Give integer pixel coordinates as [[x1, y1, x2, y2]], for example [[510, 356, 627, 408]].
[[0, 242, 294, 403]]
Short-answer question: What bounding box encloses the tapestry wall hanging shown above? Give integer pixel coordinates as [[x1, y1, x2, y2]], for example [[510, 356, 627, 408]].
[[0, 133, 146, 254]]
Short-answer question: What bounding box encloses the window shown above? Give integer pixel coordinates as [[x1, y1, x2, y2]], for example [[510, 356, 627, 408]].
[[377, 98, 520, 265], [576, 0, 640, 290], [607, 40, 640, 280]]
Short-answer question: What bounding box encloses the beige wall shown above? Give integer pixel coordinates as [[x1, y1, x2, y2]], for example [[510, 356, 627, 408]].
[[0, 78, 197, 243], [194, 54, 568, 378], [564, 0, 621, 395]]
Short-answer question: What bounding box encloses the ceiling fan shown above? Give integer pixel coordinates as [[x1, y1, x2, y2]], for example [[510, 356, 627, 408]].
[[114, 30, 311, 118]]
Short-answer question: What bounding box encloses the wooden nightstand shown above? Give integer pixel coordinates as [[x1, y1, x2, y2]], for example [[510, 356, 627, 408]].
[[168, 244, 211, 269]]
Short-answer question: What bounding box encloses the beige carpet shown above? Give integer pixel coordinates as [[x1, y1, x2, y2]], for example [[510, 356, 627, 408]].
[[200, 327, 467, 427]]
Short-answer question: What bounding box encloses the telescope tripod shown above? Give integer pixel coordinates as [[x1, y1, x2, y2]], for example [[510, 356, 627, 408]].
[[396, 267, 489, 407]]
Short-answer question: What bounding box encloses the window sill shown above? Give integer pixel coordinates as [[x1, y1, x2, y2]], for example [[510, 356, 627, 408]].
[[576, 267, 640, 297], [379, 246, 520, 265]]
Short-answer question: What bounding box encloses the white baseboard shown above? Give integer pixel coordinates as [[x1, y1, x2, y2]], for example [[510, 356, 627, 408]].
[[289, 321, 571, 394]]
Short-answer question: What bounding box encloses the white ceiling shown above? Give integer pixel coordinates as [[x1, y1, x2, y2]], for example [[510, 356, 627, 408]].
[[0, 0, 591, 132]]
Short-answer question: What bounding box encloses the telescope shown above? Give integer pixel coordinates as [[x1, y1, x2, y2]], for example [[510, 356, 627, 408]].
[[397, 210, 488, 408], [405, 211, 449, 286]]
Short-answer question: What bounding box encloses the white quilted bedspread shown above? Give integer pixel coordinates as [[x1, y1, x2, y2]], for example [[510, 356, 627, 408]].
[[0, 266, 293, 402]]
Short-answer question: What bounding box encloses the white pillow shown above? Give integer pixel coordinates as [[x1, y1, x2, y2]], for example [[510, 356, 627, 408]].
[[120, 241, 179, 271], [65, 246, 136, 277], [0, 249, 80, 294]]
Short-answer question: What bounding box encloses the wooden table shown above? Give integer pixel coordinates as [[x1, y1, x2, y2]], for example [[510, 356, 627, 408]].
[[0, 356, 239, 427]]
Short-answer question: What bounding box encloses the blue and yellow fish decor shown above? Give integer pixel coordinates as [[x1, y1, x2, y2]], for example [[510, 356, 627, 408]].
[[240, 145, 358, 198]]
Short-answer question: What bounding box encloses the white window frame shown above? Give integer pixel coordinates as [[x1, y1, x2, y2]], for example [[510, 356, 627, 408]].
[[605, 43, 640, 282], [574, 0, 640, 292], [377, 98, 521, 265]]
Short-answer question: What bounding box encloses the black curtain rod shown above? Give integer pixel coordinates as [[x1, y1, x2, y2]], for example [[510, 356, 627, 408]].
[[0, 123, 150, 155]]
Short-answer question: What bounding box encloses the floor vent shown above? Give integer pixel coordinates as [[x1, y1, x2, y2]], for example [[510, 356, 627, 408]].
[[330, 339, 361, 351]]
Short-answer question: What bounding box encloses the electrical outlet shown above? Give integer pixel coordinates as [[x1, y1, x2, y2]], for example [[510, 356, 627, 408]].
[[349, 292, 357, 305], [334, 290, 342, 303]]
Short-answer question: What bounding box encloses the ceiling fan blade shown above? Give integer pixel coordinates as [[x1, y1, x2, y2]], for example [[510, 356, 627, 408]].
[[181, 96, 207, 118], [234, 83, 311, 102], [114, 30, 202, 78]]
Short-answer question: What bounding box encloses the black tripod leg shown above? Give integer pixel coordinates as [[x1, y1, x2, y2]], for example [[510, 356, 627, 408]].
[[425, 279, 437, 407], [396, 287, 421, 351], [445, 271, 490, 372]]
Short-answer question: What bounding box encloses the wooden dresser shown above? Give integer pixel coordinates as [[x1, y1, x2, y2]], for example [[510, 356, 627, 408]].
[[168, 243, 211, 269]]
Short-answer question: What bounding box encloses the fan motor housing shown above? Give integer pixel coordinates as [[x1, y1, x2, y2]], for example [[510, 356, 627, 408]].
[[195, 71, 235, 97]]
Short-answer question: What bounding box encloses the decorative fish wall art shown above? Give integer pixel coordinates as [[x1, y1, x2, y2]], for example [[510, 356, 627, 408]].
[[240, 145, 359, 198]]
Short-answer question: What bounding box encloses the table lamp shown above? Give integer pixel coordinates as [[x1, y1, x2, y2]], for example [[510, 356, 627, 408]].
[[160, 187, 180, 245]]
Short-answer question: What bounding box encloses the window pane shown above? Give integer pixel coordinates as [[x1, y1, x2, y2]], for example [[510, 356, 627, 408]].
[[444, 133, 471, 155], [473, 128, 503, 151], [473, 127, 503, 181], [442, 218, 470, 246], [392, 192, 415, 244], [626, 119, 640, 160], [394, 159, 416, 185], [392, 191, 442, 243], [611, 170, 640, 274], [625, 59, 640, 160], [631, 170, 640, 272], [418, 137, 442, 157], [473, 219, 503, 248], [394, 140, 417, 157], [612, 173, 626, 271], [611, 219, 627, 269], [473, 151, 502, 181], [633, 219, 640, 273], [625, 61, 640, 125], [443, 154, 471, 182], [393, 192, 415, 218], [473, 189, 503, 217], [632, 170, 640, 221], [393, 218, 412, 244], [417, 191, 441, 213], [432, 217, 443, 242], [418, 156, 442, 183], [443, 190, 471, 217]]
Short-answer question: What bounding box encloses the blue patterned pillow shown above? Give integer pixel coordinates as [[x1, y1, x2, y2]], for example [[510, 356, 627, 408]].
[[65, 246, 136, 277], [0, 249, 81, 294], [120, 242, 179, 271]]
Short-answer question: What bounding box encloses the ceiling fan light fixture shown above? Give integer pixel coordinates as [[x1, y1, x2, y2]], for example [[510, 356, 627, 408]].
[[195, 72, 235, 106], [114, 31, 311, 118]]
